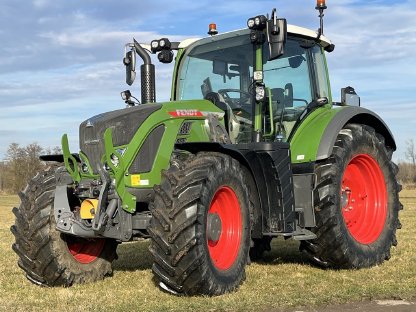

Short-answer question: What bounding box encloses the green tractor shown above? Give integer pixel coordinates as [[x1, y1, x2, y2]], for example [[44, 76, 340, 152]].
[[11, 3, 401, 296]]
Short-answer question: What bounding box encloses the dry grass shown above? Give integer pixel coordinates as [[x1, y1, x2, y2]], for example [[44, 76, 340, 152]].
[[1, 191, 416, 312]]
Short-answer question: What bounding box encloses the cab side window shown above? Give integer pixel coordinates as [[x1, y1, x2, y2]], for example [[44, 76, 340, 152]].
[[262, 40, 313, 139], [311, 45, 330, 100], [263, 40, 313, 111]]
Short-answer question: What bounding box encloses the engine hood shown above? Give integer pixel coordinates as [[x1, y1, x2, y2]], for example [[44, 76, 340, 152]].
[[79, 103, 162, 173]]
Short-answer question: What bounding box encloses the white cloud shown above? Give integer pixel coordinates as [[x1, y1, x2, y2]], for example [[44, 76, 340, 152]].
[[33, 0, 49, 9], [0, 0, 415, 160]]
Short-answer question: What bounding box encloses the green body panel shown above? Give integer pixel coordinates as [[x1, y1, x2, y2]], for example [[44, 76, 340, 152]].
[[62, 33, 341, 213], [170, 48, 185, 101], [104, 128, 137, 212], [263, 88, 274, 139], [254, 45, 263, 132], [78, 151, 98, 179], [61, 134, 80, 183], [62, 99, 223, 213], [288, 48, 338, 164], [289, 105, 343, 163]]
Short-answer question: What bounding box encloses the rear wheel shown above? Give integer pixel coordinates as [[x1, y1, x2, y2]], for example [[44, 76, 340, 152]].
[[11, 167, 117, 286], [300, 124, 401, 268], [148, 153, 251, 296]]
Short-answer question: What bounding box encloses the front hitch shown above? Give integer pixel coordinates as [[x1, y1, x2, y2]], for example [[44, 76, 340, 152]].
[[91, 167, 118, 232]]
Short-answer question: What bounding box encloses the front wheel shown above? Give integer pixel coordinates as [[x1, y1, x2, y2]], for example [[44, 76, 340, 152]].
[[11, 167, 117, 286], [148, 153, 251, 296], [300, 124, 401, 268]]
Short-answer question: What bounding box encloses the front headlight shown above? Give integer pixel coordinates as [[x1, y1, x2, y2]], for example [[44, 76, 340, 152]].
[[151, 40, 159, 53], [110, 153, 119, 167], [255, 84, 265, 101], [247, 18, 255, 29], [81, 163, 89, 173], [109, 148, 127, 168]]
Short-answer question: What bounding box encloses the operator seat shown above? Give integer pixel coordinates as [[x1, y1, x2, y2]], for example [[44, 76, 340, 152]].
[[204, 92, 228, 111], [271, 83, 294, 109], [204, 92, 243, 143], [271, 83, 296, 137]]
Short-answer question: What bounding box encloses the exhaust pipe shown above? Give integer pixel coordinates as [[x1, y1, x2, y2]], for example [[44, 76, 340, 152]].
[[133, 39, 156, 104]]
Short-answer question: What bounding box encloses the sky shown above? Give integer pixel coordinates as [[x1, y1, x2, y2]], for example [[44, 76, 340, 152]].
[[0, 0, 415, 161]]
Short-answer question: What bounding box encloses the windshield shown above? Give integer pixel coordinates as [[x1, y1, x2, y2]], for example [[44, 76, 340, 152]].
[[178, 34, 253, 101], [177, 31, 315, 142]]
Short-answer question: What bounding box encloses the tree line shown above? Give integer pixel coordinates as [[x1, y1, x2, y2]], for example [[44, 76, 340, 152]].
[[0, 143, 60, 193], [399, 139, 416, 185], [0, 140, 416, 194]]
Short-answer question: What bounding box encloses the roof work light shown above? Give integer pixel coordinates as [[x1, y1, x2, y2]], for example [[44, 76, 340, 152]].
[[247, 15, 267, 30], [150, 38, 172, 53]]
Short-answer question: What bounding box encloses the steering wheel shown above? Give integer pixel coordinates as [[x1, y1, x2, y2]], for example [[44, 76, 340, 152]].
[[218, 89, 252, 107]]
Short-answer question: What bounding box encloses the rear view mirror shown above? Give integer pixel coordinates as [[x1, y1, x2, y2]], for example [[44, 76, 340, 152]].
[[267, 10, 287, 61], [213, 60, 228, 76], [123, 49, 136, 86], [341, 86, 360, 106], [288, 56, 304, 68]]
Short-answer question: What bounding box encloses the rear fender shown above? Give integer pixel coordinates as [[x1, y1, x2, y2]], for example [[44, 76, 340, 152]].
[[290, 106, 396, 164], [316, 107, 396, 160]]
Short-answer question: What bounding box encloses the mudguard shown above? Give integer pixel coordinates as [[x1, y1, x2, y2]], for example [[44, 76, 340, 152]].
[[316, 106, 396, 160], [290, 106, 396, 164], [176, 142, 296, 238]]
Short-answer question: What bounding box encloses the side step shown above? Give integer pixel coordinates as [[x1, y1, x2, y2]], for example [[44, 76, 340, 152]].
[[263, 228, 316, 241], [292, 228, 317, 241]]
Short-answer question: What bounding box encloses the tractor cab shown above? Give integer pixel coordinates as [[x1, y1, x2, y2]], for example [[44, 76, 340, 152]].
[[173, 27, 333, 143], [123, 7, 334, 145]]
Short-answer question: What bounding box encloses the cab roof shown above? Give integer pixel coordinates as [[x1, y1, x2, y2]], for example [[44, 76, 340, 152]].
[[178, 24, 332, 49]]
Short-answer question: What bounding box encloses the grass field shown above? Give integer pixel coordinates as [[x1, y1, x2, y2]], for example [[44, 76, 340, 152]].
[[1, 191, 415, 312]]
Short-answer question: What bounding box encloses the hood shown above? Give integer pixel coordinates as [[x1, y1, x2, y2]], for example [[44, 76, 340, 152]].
[[79, 104, 162, 173]]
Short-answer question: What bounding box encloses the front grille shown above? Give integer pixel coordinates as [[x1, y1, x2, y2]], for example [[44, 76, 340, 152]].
[[79, 104, 162, 173]]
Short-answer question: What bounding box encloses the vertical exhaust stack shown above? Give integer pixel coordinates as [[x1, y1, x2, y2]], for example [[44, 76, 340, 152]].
[[133, 39, 156, 104]]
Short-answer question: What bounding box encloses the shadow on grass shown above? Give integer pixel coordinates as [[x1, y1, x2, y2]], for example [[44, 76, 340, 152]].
[[252, 237, 311, 266], [112, 236, 312, 273], [113, 240, 153, 271]]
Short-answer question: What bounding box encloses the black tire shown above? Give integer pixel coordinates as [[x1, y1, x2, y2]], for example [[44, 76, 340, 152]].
[[300, 124, 402, 268], [10, 167, 117, 286], [148, 152, 251, 296]]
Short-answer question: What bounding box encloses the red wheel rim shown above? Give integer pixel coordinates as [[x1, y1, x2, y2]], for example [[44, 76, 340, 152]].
[[207, 186, 242, 270], [66, 237, 105, 264], [341, 154, 387, 244]]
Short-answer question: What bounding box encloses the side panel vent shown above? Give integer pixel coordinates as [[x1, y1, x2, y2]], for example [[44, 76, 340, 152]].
[[129, 125, 165, 174]]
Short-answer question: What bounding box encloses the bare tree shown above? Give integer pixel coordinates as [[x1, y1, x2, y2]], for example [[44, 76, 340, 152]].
[[404, 139, 416, 183], [0, 161, 6, 192], [405, 139, 416, 168], [5, 142, 45, 192]]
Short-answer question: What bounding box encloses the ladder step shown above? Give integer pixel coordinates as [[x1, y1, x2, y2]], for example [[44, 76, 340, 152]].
[[292, 233, 317, 241]]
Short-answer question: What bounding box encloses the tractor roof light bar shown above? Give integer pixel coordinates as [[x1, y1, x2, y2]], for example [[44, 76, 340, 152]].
[[150, 38, 180, 64]]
